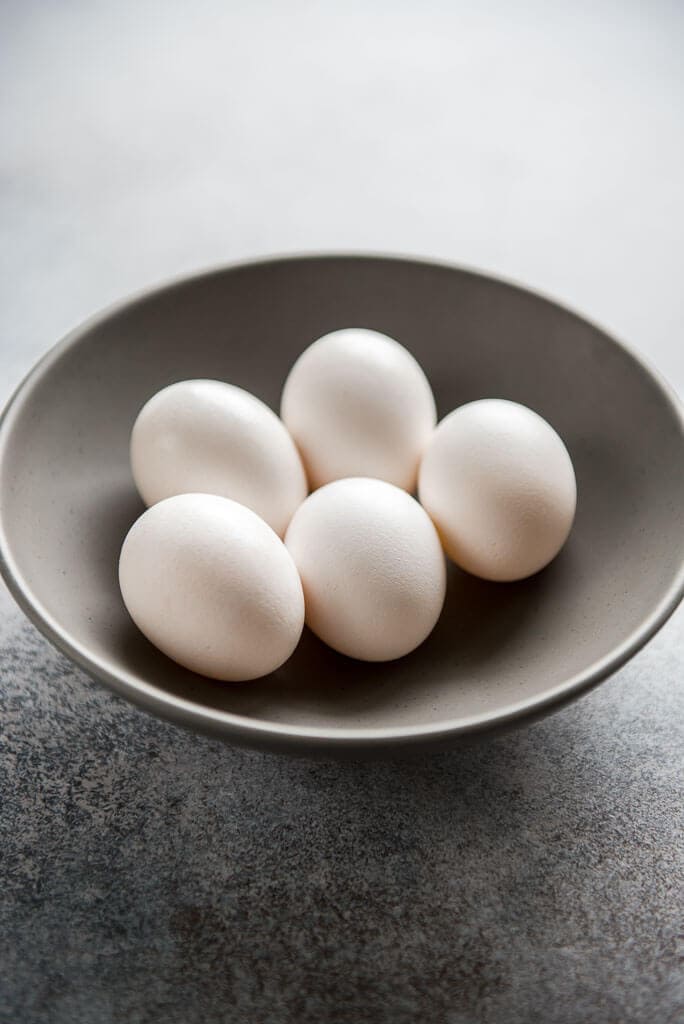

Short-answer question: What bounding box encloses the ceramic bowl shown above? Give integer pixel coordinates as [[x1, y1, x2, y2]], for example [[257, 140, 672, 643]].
[[1, 255, 682, 756]]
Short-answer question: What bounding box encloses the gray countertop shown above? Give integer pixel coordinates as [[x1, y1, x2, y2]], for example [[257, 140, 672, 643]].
[[1, 3, 682, 1022]]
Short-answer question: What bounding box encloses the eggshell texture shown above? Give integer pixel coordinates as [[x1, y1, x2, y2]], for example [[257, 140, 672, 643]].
[[119, 493, 305, 681], [285, 478, 446, 661], [130, 379, 307, 536], [281, 329, 436, 491], [419, 399, 577, 582]]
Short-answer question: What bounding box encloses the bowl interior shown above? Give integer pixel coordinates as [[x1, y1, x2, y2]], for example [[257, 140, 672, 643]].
[[1, 255, 682, 749]]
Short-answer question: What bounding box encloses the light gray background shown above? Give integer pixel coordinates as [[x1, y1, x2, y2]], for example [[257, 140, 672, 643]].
[[1, 3, 682, 1022]]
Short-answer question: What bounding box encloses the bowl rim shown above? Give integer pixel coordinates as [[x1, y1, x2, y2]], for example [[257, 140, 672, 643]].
[[1, 251, 683, 751]]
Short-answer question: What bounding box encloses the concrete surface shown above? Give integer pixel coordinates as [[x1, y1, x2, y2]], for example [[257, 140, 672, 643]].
[[1, 2, 682, 1022]]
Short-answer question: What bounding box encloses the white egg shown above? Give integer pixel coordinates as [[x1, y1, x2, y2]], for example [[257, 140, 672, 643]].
[[119, 493, 304, 681], [281, 329, 436, 491], [130, 379, 307, 537], [418, 399, 577, 582], [285, 478, 446, 661]]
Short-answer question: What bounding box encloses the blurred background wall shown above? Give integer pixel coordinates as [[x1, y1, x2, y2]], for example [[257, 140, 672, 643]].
[[2, 0, 683, 399]]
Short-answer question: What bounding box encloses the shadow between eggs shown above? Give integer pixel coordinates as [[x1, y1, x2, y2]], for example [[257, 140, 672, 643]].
[[112, 555, 568, 729], [213, 558, 568, 724]]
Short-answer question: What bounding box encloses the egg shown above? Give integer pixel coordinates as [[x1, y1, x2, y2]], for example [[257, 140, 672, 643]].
[[285, 477, 446, 661], [418, 399, 577, 582], [119, 493, 304, 681], [281, 328, 436, 491], [130, 379, 307, 537]]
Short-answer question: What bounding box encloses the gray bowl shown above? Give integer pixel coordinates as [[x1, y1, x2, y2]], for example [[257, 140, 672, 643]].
[[1, 254, 682, 757]]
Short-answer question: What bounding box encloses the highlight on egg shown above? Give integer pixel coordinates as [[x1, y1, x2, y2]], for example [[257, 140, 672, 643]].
[[285, 477, 447, 662], [418, 399, 577, 582], [119, 493, 305, 681], [130, 379, 308, 537], [281, 328, 436, 492]]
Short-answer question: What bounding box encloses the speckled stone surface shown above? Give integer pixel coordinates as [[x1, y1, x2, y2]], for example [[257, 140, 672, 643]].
[[1, 609, 683, 1024], [1, 3, 683, 1022]]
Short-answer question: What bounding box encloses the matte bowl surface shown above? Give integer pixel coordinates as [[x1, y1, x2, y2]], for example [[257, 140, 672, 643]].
[[0, 255, 682, 756]]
